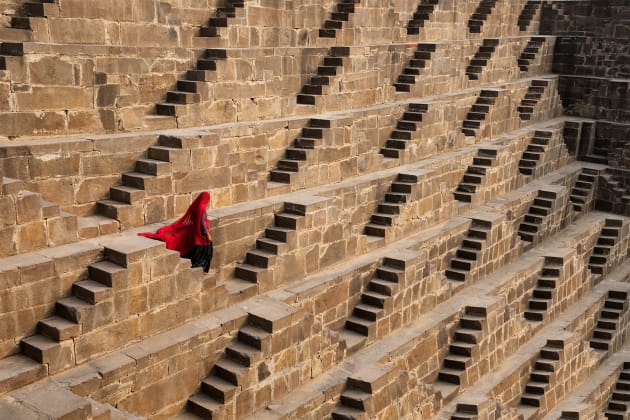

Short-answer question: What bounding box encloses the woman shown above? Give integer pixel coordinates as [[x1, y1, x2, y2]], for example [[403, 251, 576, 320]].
[[139, 192, 213, 272]]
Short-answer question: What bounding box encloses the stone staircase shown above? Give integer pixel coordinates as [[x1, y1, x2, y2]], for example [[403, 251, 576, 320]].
[[20, 254, 127, 374], [363, 173, 422, 237], [590, 290, 629, 351], [231, 207, 305, 292], [96, 135, 187, 229], [519, 340, 565, 409], [186, 299, 300, 418], [155, 49, 228, 117], [379, 103, 428, 158], [461, 90, 499, 137], [198, 0, 246, 38], [523, 258, 562, 322], [569, 169, 598, 213], [465, 39, 499, 80], [269, 118, 332, 184], [318, 0, 361, 38], [297, 47, 350, 105], [393, 43, 437, 92], [588, 218, 625, 277], [467, 0, 498, 34], [445, 220, 492, 282], [518, 130, 553, 176], [437, 306, 487, 386], [343, 258, 404, 338], [518, 37, 546, 72], [453, 148, 498, 203], [406, 0, 440, 35], [603, 363, 630, 419], [518, 79, 549, 121], [518, 1, 543, 31], [153, 0, 248, 120], [517, 189, 557, 246]]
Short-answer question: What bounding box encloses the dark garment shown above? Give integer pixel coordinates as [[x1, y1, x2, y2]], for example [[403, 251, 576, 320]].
[[183, 242, 213, 273]]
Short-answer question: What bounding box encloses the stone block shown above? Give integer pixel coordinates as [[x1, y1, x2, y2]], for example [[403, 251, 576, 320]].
[[16, 221, 47, 254]]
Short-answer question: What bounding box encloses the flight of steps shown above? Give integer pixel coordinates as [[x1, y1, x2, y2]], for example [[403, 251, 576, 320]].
[[445, 220, 491, 282], [588, 219, 624, 277], [297, 47, 350, 105], [393, 43, 437, 92], [518, 1, 542, 31], [569, 169, 597, 212], [453, 148, 498, 203], [379, 103, 428, 158], [198, 0, 246, 38], [517, 190, 556, 245], [231, 208, 304, 290], [520, 340, 565, 409], [518, 130, 553, 176], [461, 90, 498, 137], [465, 39, 499, 80], [20, 256, 126, 372], [518, 37, 545, 73], [96, 136, 185, 228], [269, 118, 332, 183], [406, 0, 440, 35], [437, 306, 487, 386], [467, 0, 498, 34], [523, 259, 562, 322], [518, 79, 548, 120], [603, 363, 630, 419], [318, 0, 361, 38], [186, 301, 300, 418], [155, 49, 228, 116], [589, 290, 629, 351], [363, 173, 421, 237], [343, 259, 404, 338]]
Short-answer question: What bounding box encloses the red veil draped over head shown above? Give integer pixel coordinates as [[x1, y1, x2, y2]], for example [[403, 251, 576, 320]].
[[139, 192, 211, 256]]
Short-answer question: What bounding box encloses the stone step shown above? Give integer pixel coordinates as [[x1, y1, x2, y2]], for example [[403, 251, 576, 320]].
[[446, 267, 469, 282], [237, 326, 271, 351], [361, 291, 390, 309], [444, 354, 470, 370], [72, 280, 112, 305], [245, 249, 277, 269], [345, 316, 375, 336], [225, 341, 263, 367], [438, 367, 462, 384], [109, 185, 145, 204], [454, 328, 481, 344], [38, 316, 80, 342], [364, 223, 387, 237], [353, 303, 383, 322], [368, 278, 398, 296], [21, 334, 63, 364], [201, 375, 238, 404], [213, 358, 249, 386], [187, 392, 224, 418], [521, 392, 541, 407], [88, 260, 127, 288]]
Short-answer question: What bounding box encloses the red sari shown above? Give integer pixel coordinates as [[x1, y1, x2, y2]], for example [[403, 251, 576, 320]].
[[139, 192, 211, 257]]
